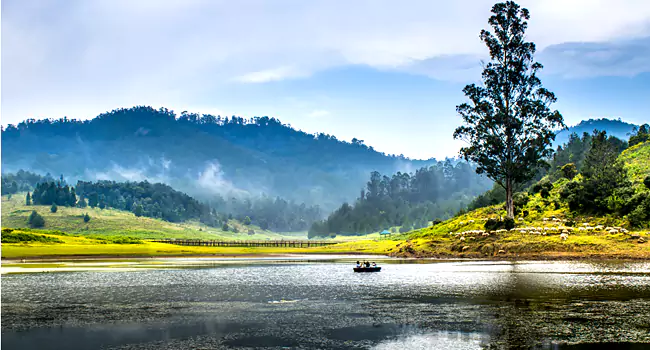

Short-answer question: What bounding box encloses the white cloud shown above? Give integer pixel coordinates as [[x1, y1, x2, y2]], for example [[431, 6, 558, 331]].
[[2, 0, 650, 124], [307, 110, 330, 118], [234, 66, 307, 83]]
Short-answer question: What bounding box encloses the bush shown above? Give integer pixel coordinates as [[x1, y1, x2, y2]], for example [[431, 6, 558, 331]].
[[28, 210, 45, 228], [390, 227, 397, 233], [243, 216, 252, 225], [1, 232, 63, 243], [485, 218, 515, 231], [532, 179, 553, 196], [248, 229, 255, 235], [222, 223, 229, 232], [645, 176, 650, 190], [513, 192, 530, 209], [50, 203, 58, 213], [561, 163, 578, 180], [83, 213, 91, 223]]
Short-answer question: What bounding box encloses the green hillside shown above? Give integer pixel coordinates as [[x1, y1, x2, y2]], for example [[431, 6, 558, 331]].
[[1, 193, 297, 240], [396, 141, 650, 259]]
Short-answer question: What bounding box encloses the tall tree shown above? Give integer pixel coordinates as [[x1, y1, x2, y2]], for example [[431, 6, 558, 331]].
[[26, 192, 31, 206], [453, 1, 564, 218]]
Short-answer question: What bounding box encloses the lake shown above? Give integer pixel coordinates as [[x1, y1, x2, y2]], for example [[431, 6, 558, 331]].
[[2, 257, 650, 349]]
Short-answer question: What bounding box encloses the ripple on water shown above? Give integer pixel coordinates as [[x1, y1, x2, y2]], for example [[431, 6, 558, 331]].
[[2, 260, 650, 349]]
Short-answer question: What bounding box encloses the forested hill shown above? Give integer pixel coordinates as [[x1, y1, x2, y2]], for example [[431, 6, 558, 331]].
[[1, 106, 437, 210], [554, 118, 638, 147]]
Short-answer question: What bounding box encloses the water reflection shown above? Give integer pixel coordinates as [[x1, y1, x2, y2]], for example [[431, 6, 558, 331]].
[[2, 260, 650, 349]]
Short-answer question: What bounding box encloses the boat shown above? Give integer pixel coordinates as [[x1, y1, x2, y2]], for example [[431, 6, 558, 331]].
[[353, 266, 381, 272]]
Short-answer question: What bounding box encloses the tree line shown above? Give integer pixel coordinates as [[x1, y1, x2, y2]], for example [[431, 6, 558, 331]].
[[308, 161, 492, 237]]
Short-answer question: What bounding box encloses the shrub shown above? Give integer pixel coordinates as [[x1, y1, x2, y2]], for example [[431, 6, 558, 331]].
[[513, 192, 530, 210], [532, 179, 553, 196], [243, 216, 252, 225], [390, 227, 397, 233], [484, 218, 515, 231], [83, 213, 91, 223], [28, 210, 45, 228], [561, 163, 578, 180], [222, 223, 229, 232], [1, 232, 63, 243], [645, 175, 650, 190], [248, 229, 255, 235], [50, 203, 58, 213]]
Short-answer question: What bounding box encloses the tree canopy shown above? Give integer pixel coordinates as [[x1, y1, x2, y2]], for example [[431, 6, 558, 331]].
[[453, 1, 564, 218]]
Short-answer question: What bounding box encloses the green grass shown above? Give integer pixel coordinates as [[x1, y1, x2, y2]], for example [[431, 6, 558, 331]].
[[1, 194, 310, 240], [0, 227, 395, 259], [620, 140, 650, 185]]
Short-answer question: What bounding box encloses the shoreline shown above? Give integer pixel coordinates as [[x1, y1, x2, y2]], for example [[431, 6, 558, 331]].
[[3, 250, 649, 263]]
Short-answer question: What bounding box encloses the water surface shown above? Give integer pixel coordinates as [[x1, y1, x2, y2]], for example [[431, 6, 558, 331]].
[[2, 259, 650, 349]]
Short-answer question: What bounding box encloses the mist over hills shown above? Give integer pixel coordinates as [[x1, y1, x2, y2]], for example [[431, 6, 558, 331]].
[[554, 118, 638, 147], [1, 106, 448, 212]]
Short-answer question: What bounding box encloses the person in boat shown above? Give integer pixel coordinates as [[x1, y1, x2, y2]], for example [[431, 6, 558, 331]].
[[356, 261, 361, 267], [372, 262, 377, 267], [365, 261, 370, 268]]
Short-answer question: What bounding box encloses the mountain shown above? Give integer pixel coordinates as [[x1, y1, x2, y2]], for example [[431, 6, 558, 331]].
[[1, 106, 442, 211], [554, 118, 637, 147]]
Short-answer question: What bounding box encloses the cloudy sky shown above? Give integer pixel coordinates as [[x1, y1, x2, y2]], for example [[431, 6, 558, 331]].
[[2, 0, 650, 159]]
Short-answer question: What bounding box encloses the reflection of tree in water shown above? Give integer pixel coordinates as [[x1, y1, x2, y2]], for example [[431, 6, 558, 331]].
[[479, 263, 650, 349]]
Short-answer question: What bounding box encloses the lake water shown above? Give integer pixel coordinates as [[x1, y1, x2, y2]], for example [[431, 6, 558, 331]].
[[2, 258, 650, 349]]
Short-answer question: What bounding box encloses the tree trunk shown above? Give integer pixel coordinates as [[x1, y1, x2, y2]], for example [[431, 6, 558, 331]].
[[505, 177, 514, 219]]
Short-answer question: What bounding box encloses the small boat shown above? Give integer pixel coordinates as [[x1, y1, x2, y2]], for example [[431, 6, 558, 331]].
[[353, 266, 381, 272]]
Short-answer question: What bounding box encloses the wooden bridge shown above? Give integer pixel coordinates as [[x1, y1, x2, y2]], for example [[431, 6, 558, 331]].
[[150, 239, 339, 248]]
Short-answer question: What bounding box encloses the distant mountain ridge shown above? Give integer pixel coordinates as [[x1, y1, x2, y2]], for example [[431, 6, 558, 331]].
[[554, 118, 638, 147], [1, 106, 442, 211]]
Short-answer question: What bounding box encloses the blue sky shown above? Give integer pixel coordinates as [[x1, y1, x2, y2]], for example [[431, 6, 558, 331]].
[[2, 0, 650, 159]]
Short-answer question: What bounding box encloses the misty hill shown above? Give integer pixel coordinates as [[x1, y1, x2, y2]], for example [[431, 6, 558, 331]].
[[1, 106, 440, 211], [554, 118, 637, 147]]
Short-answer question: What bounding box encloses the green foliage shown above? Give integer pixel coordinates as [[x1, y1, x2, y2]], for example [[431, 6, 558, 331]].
[[467, 184, 506, 211], [1, 170, 54, 196], [243, 216, 252, 225], [1, 232, 63, 243], [453, 1, 564, 218], [28, 210, 45, 228], [222, 223, 229, 232], [645, 176, 650, 190], [561, 131, 631, 214], [248, 229, 255, 235], [32, 182, 76, 207], [484, 217, 515, 231], [532, 179, 553, 198], [133, 204, 144, 217], [83, 213, 91, 223], [308, 161, 491, 236], [561, 163, 577, 180], [513, 192, 530, 211], [629, 124, 649, 147], [50, 203, 58, 213], [25, 192, 31, 206]]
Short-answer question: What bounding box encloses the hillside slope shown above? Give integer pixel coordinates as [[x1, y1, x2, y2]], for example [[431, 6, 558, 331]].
[[396, 141, 650, 259], [1, 106, 442, 211], [0, 194, 295, 240]]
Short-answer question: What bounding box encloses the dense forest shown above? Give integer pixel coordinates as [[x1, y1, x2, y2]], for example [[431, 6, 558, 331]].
[[308, 161, 492, 237], [1, 106, 439, 211]]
